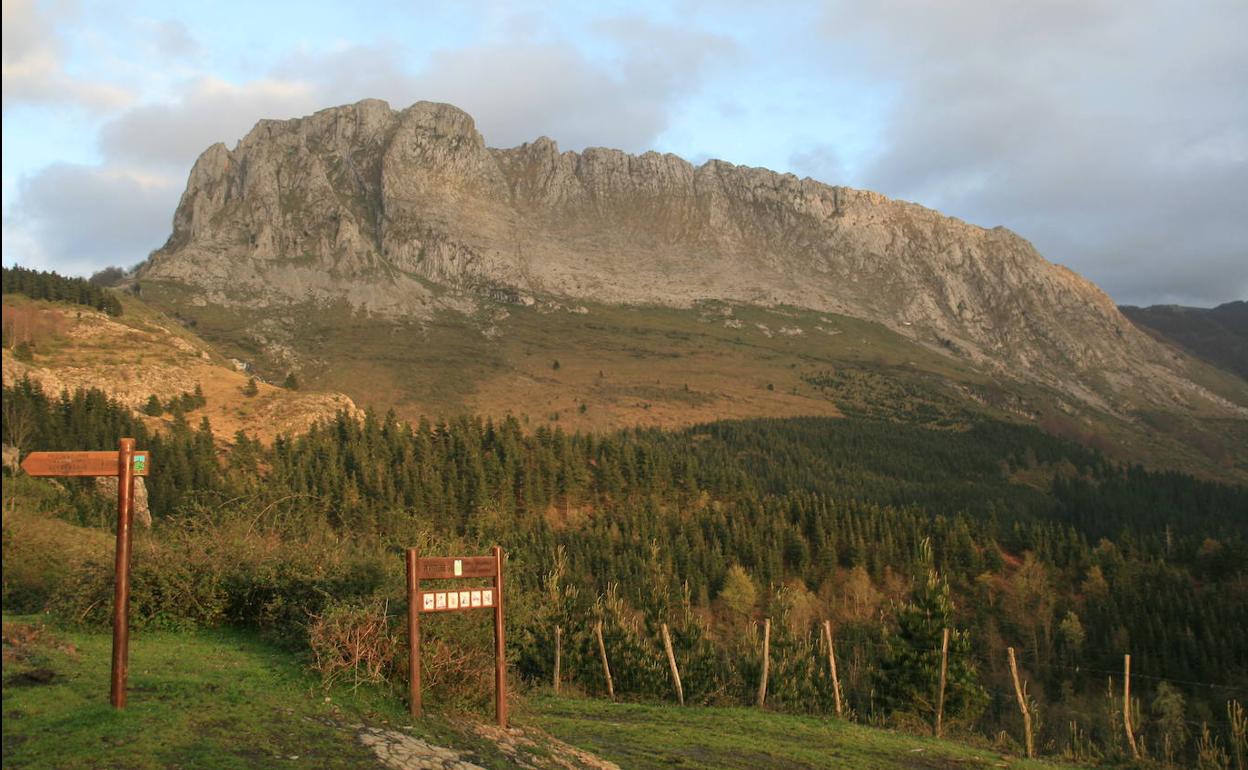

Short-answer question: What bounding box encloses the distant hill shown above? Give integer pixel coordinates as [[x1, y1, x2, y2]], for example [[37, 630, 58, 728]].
[[1121, 300, 1248, 380]]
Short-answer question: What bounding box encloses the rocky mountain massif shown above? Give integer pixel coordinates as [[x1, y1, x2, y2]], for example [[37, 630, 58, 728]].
[[135, 99, 1247, 476]]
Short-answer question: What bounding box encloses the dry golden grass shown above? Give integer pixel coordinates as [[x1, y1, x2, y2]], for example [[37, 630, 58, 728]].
[[1, 294, 355, 444]]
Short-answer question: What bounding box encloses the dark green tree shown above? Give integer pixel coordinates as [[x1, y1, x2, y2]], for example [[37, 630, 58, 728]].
[[877, 568, 986, 725]]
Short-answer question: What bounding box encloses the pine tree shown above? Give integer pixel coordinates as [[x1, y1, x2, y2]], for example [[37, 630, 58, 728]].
[[877, 568, 986, 724]]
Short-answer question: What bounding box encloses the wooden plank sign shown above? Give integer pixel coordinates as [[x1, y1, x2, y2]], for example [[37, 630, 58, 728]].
[[417, 555, 498, 579], [20, 439, 148, 710], [21, 450, 150, 477], [406, 547, 507, 727]]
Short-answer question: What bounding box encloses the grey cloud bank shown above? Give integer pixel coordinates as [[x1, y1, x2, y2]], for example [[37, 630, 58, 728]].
[[808, 0, 1248, 307]]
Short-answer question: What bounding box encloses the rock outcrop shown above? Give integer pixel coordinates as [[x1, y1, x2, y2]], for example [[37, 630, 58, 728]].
[[140, 99, 1238, 414]]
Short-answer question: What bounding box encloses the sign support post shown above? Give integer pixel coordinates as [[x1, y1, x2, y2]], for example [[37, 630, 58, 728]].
[[111, 438, 136, 708], [406, 548, 422, 718], [20, 438, 149, 709], [493, 545, 507, 727], [406, 548, 507, 727]]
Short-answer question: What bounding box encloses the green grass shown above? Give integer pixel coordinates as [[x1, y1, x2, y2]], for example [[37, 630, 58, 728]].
[[529, 695, 1087, 770], [0, 616, 515, 770], [3, 615, 1095, 770]]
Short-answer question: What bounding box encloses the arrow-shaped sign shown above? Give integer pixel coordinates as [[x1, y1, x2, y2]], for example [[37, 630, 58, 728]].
[[20, 450, 150, 477]]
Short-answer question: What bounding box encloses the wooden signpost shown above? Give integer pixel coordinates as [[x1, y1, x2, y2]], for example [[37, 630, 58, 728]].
[[20, 438, 149, 709], [406, 546, 507, 727]]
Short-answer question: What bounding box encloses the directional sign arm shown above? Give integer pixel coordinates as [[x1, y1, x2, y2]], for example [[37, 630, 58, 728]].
[[20, 450, 150, 477]]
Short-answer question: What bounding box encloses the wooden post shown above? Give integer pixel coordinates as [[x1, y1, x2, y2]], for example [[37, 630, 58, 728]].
[[935, 627, 950, 737], [823, 620, 844, 717], [1123, 654, 1139, 760], [406, 548, 421, 718], [756, 618, 771, 708], [595, 620, 614, 700], [22, 441, 149, 709], [661, 623, 684, 706], [553, 625, 562, 694], [493, 545, 507, 728], [1007, 647, 1034, 758], [110, 438, 135, 709]]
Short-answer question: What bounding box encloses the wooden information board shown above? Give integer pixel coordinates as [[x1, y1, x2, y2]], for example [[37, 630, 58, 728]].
[[406, 547, 507, 727], [20, 439, 148, 709]]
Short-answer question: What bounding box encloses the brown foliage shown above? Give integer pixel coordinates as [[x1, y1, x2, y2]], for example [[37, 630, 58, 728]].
[[2, 305, 67, 350], [308, 599, 401, 688]]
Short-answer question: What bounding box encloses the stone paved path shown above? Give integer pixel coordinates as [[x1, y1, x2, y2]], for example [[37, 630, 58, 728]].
[[357, 728, 485, 770], [355, 720, 620, 770]]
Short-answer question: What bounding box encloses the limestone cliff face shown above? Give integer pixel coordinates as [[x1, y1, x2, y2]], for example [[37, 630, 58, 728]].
[[141, 99, 1233, 413]]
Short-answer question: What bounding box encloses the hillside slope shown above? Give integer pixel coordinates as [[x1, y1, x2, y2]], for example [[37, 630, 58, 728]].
[[1, 292, 357, 442], [1121, 300, 1248, 380]]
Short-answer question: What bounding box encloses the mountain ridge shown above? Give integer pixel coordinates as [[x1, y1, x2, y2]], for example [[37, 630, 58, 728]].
[[134, 99, 1247, 475]]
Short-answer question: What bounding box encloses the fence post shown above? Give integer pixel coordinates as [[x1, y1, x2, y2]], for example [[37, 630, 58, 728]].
[[1124, 654, 1140, 760], [660, 623, 685, 705], [595, 620, 614, 700], [1007, 647, 1034, 758], [823, 620, 843, 717], [553, 624, 562, 694], [935, 627, 950, 737], [756, 618, 771, 708]]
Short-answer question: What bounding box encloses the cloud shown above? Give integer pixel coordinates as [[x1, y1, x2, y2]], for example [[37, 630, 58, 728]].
[[272, 20, 738, 152], [6, 16, 740, 279], [5, 163, 179, 273], [97, 76, 319, 168], [149, 19, 200, 61], [1, 0, 130, 110], [7, 76, 318, 274], [820, 0, 1248, 306], [789, 144, 844, 186]]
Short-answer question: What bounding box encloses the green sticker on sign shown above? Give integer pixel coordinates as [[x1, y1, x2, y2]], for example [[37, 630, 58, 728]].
[[133, 454, 146, 473]]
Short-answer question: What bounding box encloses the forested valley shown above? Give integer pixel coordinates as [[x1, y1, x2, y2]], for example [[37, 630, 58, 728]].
[[4, 376, 1246, 767]]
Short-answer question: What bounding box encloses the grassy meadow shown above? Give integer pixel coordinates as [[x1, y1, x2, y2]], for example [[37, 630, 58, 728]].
[[2, 614, 1088, 770]]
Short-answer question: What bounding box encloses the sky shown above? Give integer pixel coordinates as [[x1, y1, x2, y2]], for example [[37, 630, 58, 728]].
[[2, 0, 1245, 308]]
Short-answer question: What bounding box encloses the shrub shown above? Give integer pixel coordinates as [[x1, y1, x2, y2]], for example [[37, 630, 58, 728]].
[[309, 598, 401, 687]]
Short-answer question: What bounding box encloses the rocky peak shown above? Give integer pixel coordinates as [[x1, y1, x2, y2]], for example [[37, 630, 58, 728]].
[[139, 100, 1242, 416]]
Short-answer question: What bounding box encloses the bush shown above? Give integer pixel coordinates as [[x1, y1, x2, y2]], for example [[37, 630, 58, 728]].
[[309, 598, 401, 687], [44, 511, 386, 642]]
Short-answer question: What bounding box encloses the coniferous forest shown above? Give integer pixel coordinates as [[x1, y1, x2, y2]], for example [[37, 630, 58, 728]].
[[1, 265, 124, 317], [3, 376, 1246, 766]]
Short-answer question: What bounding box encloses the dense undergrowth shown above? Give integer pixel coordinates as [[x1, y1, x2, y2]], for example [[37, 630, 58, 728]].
[[3, 377, 1247, 767]]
